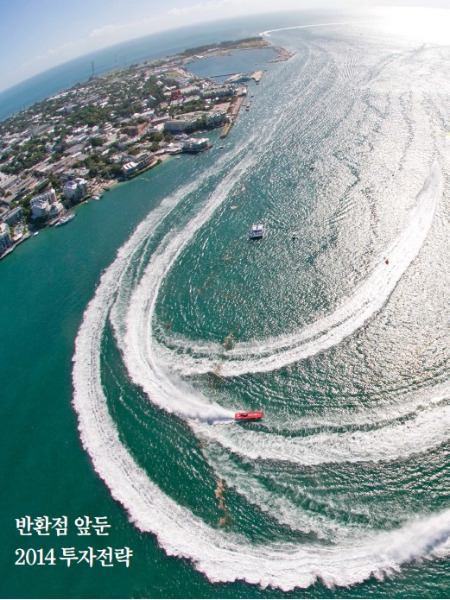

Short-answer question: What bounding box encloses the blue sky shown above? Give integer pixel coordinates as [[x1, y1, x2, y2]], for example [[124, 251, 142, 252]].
[[0, 0, 448, 92]]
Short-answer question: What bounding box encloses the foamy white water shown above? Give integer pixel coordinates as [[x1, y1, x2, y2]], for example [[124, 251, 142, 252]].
[[72, 155, 448, 591], [153, 162, 442, 377], [73, 293, 450, 589], [195, 401, 449, 466], [261, 22, 352, 36], [72, 21, 449, 591]]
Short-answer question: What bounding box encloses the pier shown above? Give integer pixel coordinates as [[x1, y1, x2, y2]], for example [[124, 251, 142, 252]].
[[220, 95, 246, 138], [250, 70, 263, 83]]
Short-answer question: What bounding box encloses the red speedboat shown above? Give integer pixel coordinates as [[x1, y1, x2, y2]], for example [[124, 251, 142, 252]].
[[234, 411, 264, 422]]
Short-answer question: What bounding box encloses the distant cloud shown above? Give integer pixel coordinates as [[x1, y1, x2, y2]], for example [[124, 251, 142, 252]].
[[20, 39, 81, 70], [3, 1, 449, 93], [167, 1, 227, 16], [88, 24, 119, 39], [18, 22, 139, 76], [15, 2, 240, 81]]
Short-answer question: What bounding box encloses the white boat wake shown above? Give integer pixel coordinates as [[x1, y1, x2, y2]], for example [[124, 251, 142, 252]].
[[153, 162, 443, 377], [72, 24, 448, 589], [72, 154, 449, 590], [194, 398, 449, 466]]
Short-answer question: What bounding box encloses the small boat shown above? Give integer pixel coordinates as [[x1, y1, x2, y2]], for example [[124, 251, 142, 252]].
[[249, 223, 264, 239], [55, 213, 76, 227], [235, 411, 264, 422]]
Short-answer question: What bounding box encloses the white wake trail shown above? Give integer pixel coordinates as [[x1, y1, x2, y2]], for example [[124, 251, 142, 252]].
[[71, 25, 448, 586], [73, 270, 450, 590], [204, 440, 365, 541], [253, 382, 450, 433], [156, 162, 443, 377], [121, 152, 259, 421], [116, 87, 306, 420], [261, 22, 352, 36], [72, 312, 450, 590], [195, 399, 449, 466]]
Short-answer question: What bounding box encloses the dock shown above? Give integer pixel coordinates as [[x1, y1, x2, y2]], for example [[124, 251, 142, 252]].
[[220, 95, 246, 138], [250, 70, 263, 83], [269, 46, 296, 63]]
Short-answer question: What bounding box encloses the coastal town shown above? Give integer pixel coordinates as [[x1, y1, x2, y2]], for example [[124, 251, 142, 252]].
[[0, 37, 293, 259]]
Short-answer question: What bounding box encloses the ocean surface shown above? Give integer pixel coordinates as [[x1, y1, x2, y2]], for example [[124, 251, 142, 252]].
[[1, 9, 449, 599]]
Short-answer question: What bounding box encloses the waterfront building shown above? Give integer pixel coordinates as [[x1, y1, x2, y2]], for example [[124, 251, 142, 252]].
[[30, 188, 57, 219], [1, 206, 23, 226], [183, 137, 210, 153], [164, 118, 198, 133], [48, 202, 64, 219], [122, 154, 152, 178], [0, 222, 12, 253], [30, 198, 49, 219], [62, 178, 88, 202], [121, 154, 138, 164], [62, 181, 78, 200], [32, 188, 57, 205], [200, 86, 234, 99], [166, 144, 183, 155], [136, 153, 151, 170], [206, 110, 227, 128], [122, 162, 139, 177], [76, 178, 88, 198]]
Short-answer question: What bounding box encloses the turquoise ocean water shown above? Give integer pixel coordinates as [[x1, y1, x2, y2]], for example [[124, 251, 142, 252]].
[[0, 10, 449, 599]]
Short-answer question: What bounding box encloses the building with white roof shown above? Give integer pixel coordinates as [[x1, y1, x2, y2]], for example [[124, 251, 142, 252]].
[[62, 178, 88, 201], [30, 188, 60, 219], [31, 188, 56, 206], [30, 198, 50, 219]]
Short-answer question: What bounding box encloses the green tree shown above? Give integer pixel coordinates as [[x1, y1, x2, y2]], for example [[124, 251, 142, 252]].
[[90, 136, 106, 147]]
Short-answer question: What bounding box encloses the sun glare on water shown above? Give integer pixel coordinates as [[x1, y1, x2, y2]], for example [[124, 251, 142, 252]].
[[373, 7, 450, 45]]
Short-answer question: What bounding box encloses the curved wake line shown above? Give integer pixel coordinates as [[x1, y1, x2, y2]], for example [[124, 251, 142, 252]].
[[156, 162, 443, 377], [242, 382, 450, 433], [72, 281, 450, 590], [204, 441, 366, 542], [72, 155, 449, 590], [120, 150, 259, 421], [261, 22, 352, 36], [115, 88, 310, 421], [70, 23, 450, 587], [195, 400, 450, 466], [72, 326, 450, 591]]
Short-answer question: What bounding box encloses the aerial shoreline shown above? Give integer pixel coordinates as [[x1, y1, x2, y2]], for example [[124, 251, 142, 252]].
[[0, 37, 294, 260]]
